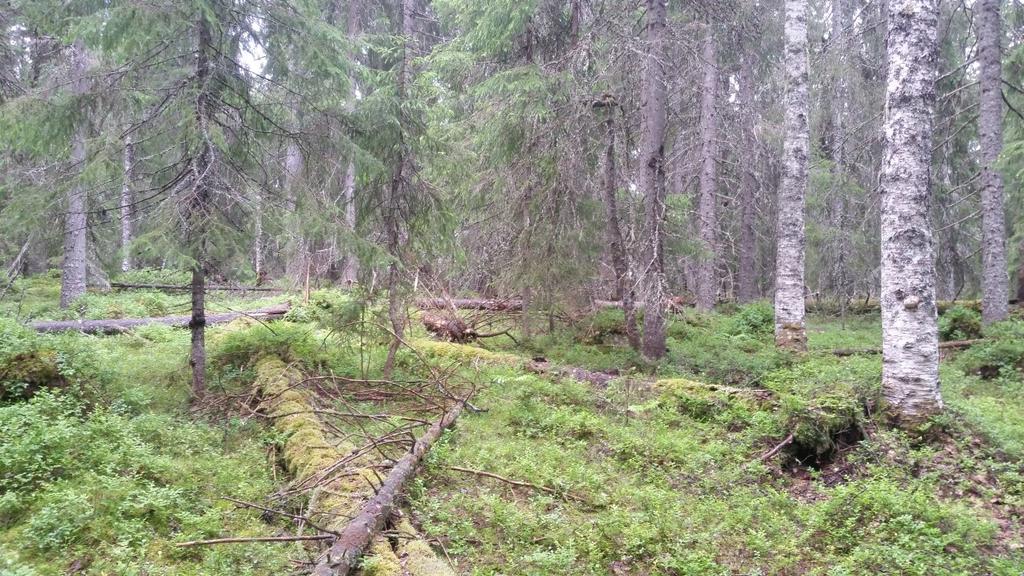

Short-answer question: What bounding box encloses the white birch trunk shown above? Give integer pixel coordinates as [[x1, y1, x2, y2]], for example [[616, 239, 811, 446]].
[[880, 0, 942, 423], [774, 0, 809, 350]]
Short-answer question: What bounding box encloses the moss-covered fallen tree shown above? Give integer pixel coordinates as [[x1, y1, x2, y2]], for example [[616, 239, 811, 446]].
[[254, 356, 454, 576]]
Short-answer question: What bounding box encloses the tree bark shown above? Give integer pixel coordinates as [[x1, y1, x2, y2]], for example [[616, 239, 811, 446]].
[[774, 0, 809, 351], [828, 0, 849, 312], [189, 13, 215, 400], [977, 0, 1008, 324], [737, 53, 758, 303], [880, 0, 942, 424], [60, 39, 91, 309], [382, 0, 415, 378], [598, 102, 640, 350], [339, 0, 361, 286], [638, 0, 669, 360], [121, 133, 136, 273], [695, 31, 719, 312]]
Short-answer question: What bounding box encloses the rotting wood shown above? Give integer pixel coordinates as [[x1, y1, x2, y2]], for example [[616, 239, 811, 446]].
[[110, 282, 283, 292], [415, 297, 523, 312], [421, 312, 516, 344], [27, 303, 290, 334], [253, 357, 454, 576], [311, 400, 465, 576]]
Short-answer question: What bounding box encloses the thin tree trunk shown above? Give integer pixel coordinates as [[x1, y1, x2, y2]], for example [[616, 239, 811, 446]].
[[1017, 237, 1024, 304], [382, 0, 415, 378], [60, 39, 90, 309], [737, 54, 758, 303], [638, 0, 669, 360], [189, 264, 206, 399], [695, 32, 719, 311], [880, 0, 942, 424], [188, 13, 215, 400], [774, 0, 809, 351], [829, 0, 849, 314], [121, 133, 136, 273], [340, 0, 361, 286], [977, 0, 1008, 324], [284, 137, 307, 286], [599, 102, 640, 350]]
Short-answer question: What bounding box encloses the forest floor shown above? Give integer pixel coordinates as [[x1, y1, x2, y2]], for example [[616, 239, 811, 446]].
[[1, 275, 1023, 575]]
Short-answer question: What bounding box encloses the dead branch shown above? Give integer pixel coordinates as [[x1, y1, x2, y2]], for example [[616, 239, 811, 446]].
[[176, 534, 332, 547], [311, 399, 466, 576]]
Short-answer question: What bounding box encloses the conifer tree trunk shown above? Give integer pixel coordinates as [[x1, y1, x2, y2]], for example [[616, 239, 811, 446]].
[[382, 0, 414, 378], [340, 0, 361, 286], [774, 0, 809, 350], [737, 54, 758, 303], [188, 13, 215, 400], [60, 39, 91, 309], [977, 0, 1008, 324], [121, 134, 135, 273], [695, 32, 719, 311], [880, 0, 942, 424], [829, 0, 849, 312], [638, 0, 668, 360], [599, 103, 640, 350]]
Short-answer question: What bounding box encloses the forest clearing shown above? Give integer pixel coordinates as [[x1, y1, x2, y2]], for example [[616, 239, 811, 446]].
[[2, 0, 1024, 574]]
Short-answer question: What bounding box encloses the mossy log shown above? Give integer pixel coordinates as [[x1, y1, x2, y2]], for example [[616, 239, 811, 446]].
[[311, 399, 464, 576], [28, 303, 290, 334], [0, 350, 64, 400], [254, 357, 454, 576]]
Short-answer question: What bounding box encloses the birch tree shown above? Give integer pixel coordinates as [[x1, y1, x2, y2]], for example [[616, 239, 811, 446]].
[[774, 0, 809, 350], [977, 0, 1008, 324], [880, 0, 942, 423]]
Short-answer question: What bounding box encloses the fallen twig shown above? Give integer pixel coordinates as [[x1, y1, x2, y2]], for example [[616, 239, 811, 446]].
[[176, 535, 332, 547]]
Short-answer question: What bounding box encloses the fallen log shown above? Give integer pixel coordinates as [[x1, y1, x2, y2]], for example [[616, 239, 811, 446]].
[[28, 303, 290, 334], [830, 338, 983, 357], [257, 357, 454, 576], [110, 282, 282, 292], [311, 399, 465, 576], [527, 360, 621, 388], [415, 297, 523, 312]]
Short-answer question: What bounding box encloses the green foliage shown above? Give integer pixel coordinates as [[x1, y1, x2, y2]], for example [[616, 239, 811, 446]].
[[939, 305, 983, 341], [954, 319, 1024, 380], [724, 301, 775, 337], [764, 356, 881, 458], [807, 476, 996, 575], [664, 312, 792, 386]]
